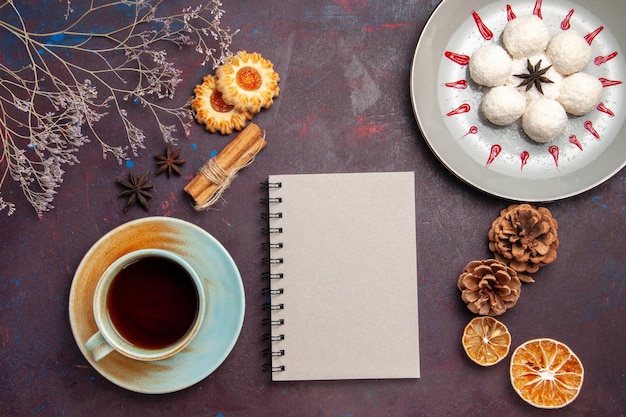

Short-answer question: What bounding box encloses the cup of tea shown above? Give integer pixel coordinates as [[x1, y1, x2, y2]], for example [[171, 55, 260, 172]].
[[85, 248, 205, 362]]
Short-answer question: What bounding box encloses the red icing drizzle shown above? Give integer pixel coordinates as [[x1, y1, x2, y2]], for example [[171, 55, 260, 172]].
[[599, 78, 622, 87], [471, 10, 493, 40], [463, 126, 478, 137], [549, 145, 559, 167], [594, 51, 618, 65], [444, 80, 468, 89], [584, 120, 600, 139], [520, 151, 530, 170], [444, 51, 470, 66], [485, 144, 502, 167], [506, 5, 516, 21], [533, 0, 543, 18], [584, 26, 604, 45], [597, 103, 615, 116], [569, 135, 583, 151], [561, 9, 574, 30], [446, 103, 471, 116]]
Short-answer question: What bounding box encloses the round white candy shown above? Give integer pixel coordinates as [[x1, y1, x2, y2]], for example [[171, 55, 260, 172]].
[[546, 30, 591, 75], [482, 85, 527, 126], [469, 45, 512, 87], [503, 15, 550, 59], [522, 98, 567, 143], [558, 72, 603, 116]]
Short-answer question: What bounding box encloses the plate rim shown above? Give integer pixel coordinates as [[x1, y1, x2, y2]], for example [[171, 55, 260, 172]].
[[410, 0, 626, 202]]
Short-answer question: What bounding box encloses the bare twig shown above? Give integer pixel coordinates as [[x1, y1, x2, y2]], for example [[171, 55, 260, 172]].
[[0, 0, 237, 216]]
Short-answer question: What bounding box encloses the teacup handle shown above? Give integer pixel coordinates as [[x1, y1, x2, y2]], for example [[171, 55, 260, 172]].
[[85, 331, 114, 361]]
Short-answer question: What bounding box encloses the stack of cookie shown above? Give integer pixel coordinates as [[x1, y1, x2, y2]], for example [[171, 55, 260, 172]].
[[192, 51, 280, 135]]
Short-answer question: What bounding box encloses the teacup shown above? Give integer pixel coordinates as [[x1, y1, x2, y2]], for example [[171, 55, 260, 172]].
[[85, 248, 205, 362]]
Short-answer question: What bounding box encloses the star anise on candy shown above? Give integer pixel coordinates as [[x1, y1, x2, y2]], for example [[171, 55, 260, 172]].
[[154, 145, 186, 177], [117, 171, 153, 211], [514, 59, 554, 95]]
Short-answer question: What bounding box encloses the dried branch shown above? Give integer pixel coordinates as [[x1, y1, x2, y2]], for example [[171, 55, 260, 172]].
[[0, 0, 237, 216]]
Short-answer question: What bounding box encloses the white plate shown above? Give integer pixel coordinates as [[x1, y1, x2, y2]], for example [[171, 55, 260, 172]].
[[69, 217, 245, 394], [410, 0, 625, 201]]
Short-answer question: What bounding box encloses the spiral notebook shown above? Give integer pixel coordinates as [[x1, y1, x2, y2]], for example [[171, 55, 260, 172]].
[[263, 171, 420, 381]]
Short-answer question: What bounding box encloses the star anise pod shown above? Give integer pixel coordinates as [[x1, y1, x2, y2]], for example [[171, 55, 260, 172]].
[[154, 145, 186, 177], [514, 59, 554, 95], [117, 171, 153, 211]]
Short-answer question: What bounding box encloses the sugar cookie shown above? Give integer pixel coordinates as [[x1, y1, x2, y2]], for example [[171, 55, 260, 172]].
[[191, 74, 253, 135], [215, 51, 280, 114]]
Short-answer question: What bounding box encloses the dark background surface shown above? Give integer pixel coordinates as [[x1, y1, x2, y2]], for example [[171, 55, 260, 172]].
[[1, 0, 624, 416]]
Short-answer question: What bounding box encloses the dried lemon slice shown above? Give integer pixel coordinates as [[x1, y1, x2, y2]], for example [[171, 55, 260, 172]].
[[191, 74, 253, 135], [215, 51, 280, 114], [462, 316, 511, 366], [510, 338, 584, 409]]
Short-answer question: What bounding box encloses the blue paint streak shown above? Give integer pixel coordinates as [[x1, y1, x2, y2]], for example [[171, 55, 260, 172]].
[[113, 2, 135, 17], [191, 143, 198, 150], [43, 33, 88, 46], [210, 149, 218, 158], [125, 160, 134, 168], [50, 33, 65, 42], [592, 195, 601, 202]]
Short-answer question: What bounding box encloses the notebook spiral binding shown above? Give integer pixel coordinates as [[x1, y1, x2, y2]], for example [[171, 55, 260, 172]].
[[262, 288, 284, 296], [262, 272, 283, 280], [262, 181, 285, 372], [261, 181, 282, 189], [260, 212, 283, 219], [262, 364, 286, 373]]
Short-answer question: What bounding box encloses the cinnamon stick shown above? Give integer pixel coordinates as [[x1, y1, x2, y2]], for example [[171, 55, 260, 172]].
[[184, 123, 266, 209]]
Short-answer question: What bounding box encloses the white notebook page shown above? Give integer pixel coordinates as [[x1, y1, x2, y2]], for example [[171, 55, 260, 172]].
[[265, 172, 420, 381]]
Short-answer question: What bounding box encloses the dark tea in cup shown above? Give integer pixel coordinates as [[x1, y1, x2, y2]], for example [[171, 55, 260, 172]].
[[86, 249, 205, 362], [107, 255, 199, 349]]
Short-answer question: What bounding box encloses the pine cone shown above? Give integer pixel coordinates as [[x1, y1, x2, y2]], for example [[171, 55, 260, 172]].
[[457, 259, 522, 316], [488, 203, 559, 282]]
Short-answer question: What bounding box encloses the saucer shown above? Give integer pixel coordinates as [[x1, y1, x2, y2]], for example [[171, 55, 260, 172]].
[[69, 217, 245, 394]]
